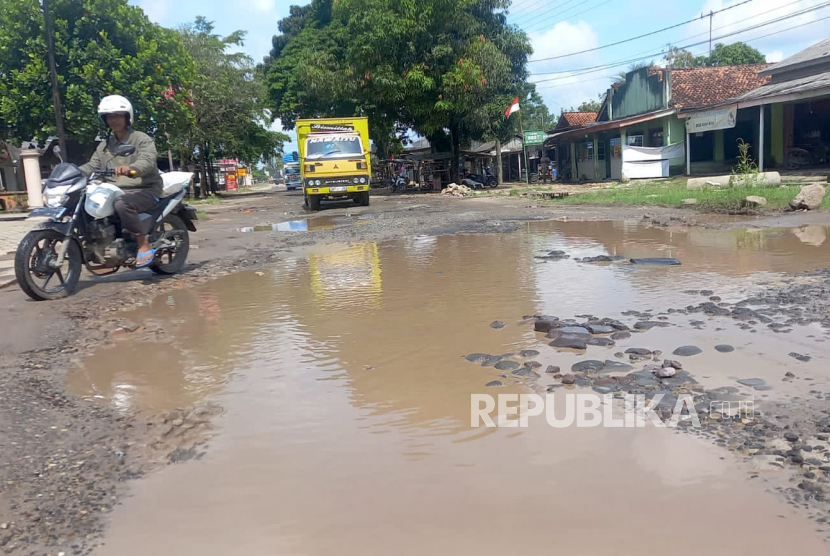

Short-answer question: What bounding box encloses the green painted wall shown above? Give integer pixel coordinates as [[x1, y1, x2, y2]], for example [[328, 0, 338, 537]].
[[667, 115, 685, 146], [714, 131, 725, 162], [611, 67, 667, 119], [771, 103, 784, 167]]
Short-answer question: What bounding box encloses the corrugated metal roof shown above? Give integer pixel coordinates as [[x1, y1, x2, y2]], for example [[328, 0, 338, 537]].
[[760, 37, 830, 77], [737, 69, 830, 102]]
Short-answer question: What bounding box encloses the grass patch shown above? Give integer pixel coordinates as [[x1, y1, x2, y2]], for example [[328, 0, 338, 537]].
[[549, 180, 824, 212], [190, 195, 223, 206]]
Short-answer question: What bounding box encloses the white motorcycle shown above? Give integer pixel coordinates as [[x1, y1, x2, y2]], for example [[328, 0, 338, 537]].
[[14, 145, 198, 301]]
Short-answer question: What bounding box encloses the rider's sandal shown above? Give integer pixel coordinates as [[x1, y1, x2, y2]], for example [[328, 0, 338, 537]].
[[135, 249, 156, 268]]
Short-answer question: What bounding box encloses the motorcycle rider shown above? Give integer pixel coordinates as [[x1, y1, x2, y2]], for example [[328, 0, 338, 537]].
[[80, 95, 163, 268]]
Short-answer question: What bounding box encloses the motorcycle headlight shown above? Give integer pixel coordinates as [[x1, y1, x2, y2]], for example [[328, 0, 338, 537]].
[[44, 191, 67, 207]]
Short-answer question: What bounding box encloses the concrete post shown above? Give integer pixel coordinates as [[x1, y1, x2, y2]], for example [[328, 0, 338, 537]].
[[758, 105, 765, 172], [570, 142, 577, 181], [620, 129, 627, 181], [21, 149, 43, 208], [685, 130, 691, 175]]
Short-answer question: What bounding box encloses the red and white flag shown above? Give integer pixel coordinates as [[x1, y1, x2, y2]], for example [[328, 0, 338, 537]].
[[505, 96, 520, 117]]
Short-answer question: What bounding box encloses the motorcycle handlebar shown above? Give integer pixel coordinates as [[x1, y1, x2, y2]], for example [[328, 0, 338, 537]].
[[93, 169, 138, 178]]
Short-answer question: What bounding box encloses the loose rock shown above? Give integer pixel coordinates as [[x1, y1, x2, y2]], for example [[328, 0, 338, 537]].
[[715, 344, 735, 353], [673, 345, 702, 357], [789, 183, 826, 211], [489, 320, 506, 329]]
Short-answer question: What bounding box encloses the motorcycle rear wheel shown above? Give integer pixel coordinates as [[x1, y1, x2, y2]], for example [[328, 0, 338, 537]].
[[150, 214, 190, 275], [15, 230, 82, 301]]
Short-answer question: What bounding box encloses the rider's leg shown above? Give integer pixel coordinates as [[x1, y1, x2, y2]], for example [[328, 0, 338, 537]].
[[114, 190, 158, 259]]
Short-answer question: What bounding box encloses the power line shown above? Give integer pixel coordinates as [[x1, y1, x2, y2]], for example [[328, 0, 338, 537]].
[[530, 0, 811, 77], [522, 0, 611, 34], [512, 0, 579, 27], [528, 1, 830, 80], [527, 0, 755, 62]]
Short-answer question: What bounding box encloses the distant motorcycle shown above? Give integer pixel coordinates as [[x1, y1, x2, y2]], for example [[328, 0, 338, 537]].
[[466, 169, 497, 188], [391, 175, 408, 193], [15, 145, 197, 300]]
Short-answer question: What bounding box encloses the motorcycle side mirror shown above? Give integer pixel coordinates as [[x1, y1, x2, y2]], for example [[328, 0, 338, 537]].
[[53, 145, 64, 163], [113, 144, 136, 157]]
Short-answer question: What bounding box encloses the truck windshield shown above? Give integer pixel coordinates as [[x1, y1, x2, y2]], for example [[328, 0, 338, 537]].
[[305, 135, 363, 159], [285, 166, 300, 176]]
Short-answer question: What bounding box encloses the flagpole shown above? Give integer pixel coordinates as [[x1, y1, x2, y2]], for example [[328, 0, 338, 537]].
[[518, 107, 528, 185]]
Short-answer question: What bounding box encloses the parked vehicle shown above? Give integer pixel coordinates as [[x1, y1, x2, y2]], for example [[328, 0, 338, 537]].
[[15, 145, 197, 301], [391, 174, 408, 193], [297, 117, 371, 210], [284, 162, 301, 190], [466, 168, 497, 188]]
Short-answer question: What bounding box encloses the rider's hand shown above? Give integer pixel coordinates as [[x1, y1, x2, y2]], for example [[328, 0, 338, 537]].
[[115, 165, 133, 177]]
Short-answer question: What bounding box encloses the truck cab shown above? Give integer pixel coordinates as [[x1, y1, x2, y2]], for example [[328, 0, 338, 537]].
[[297, 118, 371, 210]]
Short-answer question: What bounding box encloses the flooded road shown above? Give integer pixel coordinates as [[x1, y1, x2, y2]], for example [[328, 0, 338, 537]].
[[74, 220, 830, 555]]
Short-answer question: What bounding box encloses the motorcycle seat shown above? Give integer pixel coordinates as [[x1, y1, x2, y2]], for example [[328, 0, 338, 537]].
[[137, 190, 184, 235]]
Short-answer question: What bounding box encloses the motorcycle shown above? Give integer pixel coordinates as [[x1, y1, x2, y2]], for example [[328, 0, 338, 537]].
[[466, 169, 497, 188], [391, 174, 408, 193], [14, 145, 198, 301]]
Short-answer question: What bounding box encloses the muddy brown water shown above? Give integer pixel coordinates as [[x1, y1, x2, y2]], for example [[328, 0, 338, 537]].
[[72, 221, 830, 555]]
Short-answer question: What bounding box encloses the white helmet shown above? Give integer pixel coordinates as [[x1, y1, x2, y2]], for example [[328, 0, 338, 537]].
[[98, 95, 134, 127]]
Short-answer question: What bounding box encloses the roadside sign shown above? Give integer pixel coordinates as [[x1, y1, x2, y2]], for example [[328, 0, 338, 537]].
[[237, 168, 247, 177], [226, 173, 238, 192], [523, 130, 546, 146]]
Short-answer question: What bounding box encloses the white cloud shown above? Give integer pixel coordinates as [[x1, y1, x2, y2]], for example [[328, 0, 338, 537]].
[[528, 21, 610, 112], [765, 50, 784, 63], [138, 0, 168, 23], [250, 0, 276, 12]]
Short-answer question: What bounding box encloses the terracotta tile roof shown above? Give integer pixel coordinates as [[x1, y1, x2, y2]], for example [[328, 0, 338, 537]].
[[669, 64, 771, 109], [556, 111, 598, 129]]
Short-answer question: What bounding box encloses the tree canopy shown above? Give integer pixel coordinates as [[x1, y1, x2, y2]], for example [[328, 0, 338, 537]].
[[0, 0, 194, 156], [260, 0, 536, 171], [663, 42, 766, 68]]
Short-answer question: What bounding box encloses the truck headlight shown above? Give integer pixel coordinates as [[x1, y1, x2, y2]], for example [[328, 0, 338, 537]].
[[359, 177, 366, 184], [352, 177, 359, 184], [315, 179, 321, 186], [307, 179, 314, 186]]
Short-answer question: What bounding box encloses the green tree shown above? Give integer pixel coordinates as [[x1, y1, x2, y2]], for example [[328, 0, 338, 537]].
[[664, 45, 697, 68], [177, 17, 288, 194], [698, 42, 766, 66], [0, 0, 194, 158], [261, 0, 532, 179]]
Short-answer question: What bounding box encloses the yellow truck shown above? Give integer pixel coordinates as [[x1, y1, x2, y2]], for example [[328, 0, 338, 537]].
[[296, 117, 371, 210]]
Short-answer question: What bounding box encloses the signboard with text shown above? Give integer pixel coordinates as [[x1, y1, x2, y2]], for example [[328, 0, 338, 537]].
[[226, 173, 238, 192], [685, 105, 737, 133], [523, 130, 547, 146]]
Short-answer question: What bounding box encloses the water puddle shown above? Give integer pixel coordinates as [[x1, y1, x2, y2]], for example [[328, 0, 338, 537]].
[[237, 215, 341, 233], [75, 220, 830, 555]]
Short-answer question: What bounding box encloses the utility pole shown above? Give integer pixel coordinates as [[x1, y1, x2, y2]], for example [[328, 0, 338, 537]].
[[709, 10, 714, 55], [42, 0, 67, 154]]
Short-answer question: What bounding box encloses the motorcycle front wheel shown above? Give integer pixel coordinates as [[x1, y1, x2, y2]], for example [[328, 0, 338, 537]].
[[15, 230, 82, 301], [150, 214, 190, 275]]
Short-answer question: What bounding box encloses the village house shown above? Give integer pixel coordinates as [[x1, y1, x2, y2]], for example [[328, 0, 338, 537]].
[[547, 64, 770, 181]]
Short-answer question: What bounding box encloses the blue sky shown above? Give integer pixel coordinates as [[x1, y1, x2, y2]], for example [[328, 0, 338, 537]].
[[132, 0, 830, 146]]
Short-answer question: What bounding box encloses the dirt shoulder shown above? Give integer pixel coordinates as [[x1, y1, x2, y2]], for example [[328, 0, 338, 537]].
[[1, 189, 829, 554]]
